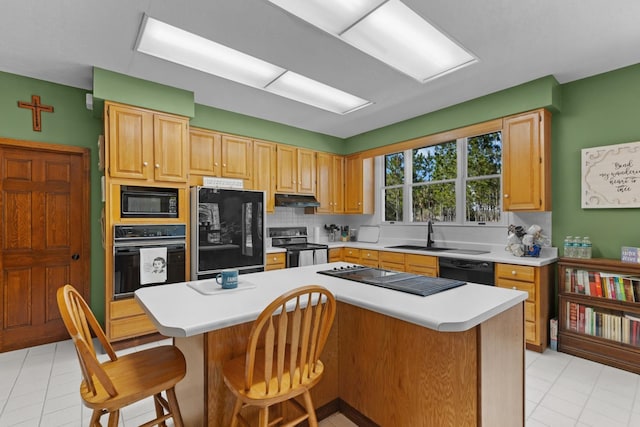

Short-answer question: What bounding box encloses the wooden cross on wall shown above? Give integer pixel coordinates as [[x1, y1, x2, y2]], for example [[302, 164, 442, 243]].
[[17, 95, 54, 131]]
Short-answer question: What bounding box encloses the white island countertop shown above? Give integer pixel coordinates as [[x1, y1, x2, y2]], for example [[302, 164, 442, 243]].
[[136, 262, 528, 338]]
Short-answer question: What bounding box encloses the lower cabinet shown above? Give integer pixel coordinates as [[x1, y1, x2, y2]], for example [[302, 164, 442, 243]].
[[360, 250, 379, 267], [329, 247, 343, 262], [265, 252, 286, 271], [379, 251, 405, 271], [495, 263, 552, 352], [405, 254, 438, 277], [344, 248, 361, 264], [109, 298, 157, 341]]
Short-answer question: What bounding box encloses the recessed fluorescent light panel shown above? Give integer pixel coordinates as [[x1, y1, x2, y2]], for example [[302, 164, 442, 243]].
[[268, 0, 477, 83], [135, 15, 370, 114]]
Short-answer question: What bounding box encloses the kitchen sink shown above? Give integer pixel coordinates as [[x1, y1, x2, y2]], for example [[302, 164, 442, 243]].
[[385, 244, 457, 252]]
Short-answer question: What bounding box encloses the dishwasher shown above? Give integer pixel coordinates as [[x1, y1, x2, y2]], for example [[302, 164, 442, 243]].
[[438, 257, 495, 286]]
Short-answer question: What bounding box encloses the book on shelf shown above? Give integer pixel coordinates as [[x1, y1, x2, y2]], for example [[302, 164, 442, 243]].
[[563, 267, 640, 302], [564, 301, 640, 346]]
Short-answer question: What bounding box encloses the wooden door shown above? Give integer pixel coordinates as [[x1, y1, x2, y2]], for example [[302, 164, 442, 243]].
[[276, 145, 296, 192], [315, 152, 332, 213], [297, 148, 316, 194], [0, 139, 90, 352], [107, 103, 154, 180], [189, 128, 221, 177], [502, 109, 551, 211], [331, 155, 345, 213], [345, 154, 363, 213], [221, 135, 252, 180], [253, 141, 276, 212], [153, 113, 188, 182]]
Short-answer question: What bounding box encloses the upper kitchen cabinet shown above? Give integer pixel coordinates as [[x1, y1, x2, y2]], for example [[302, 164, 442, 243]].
[[345, 154, 374, 214], [189, 128, 252, 185], [252, 140, 276, 212], [316, 152, 344, 213], [502, 109, 551, 211], [106, 102, 188, 183], [276, 145, 316, 195]]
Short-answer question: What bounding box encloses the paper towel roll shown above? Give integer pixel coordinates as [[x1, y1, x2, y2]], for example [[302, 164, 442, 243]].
[[313, 226, 321, 243]]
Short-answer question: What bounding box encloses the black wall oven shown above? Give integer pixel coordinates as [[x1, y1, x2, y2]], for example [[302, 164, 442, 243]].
[[113, 224, 186, 299]]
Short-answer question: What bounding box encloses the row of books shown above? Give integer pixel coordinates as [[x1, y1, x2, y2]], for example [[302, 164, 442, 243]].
[[565, 301, 640, 346], [563, 268, 640, 302]]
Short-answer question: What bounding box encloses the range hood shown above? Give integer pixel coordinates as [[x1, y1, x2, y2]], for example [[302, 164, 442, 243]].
[[274, 193, 320, 208]]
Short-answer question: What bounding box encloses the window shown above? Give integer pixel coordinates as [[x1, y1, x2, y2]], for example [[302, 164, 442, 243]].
[[381, 131, 502, 224]]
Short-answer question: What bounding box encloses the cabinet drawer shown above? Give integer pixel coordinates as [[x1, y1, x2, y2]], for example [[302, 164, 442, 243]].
[[497, 279, 535, 302], [496, 264, 535, 282], [380, 261, 405, 272], [110, 314, 156, 340], [266, 252, 286, 270], [405, 254, 437, 269], [525, 301, 535, 322], [329, 248, 343, 262], [110, 298, 146, 319], [344, 248, 361, 262], [525, 320, 537, 342], [361, 250, 379, 261], [406, 266, 438, 277], [379, 251, 405, 264]]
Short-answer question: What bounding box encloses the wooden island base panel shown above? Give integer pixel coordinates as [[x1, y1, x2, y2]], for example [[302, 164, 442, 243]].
[[173, 301, 524, 427]]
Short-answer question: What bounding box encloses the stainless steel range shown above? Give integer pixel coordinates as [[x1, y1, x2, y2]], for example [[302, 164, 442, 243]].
[[269, 227, 328, 267]]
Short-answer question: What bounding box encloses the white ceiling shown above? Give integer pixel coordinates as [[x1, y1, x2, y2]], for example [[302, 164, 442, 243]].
[[2, 0, 640, 138]]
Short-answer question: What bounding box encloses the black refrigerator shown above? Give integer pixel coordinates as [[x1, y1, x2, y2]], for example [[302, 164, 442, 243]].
[[191, 187, 265, 279]]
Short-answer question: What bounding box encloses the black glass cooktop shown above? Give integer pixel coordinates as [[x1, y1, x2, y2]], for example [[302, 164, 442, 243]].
[[317, 266, 466, 297]]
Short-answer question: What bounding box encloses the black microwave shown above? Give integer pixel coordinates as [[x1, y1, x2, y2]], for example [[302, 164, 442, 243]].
[[120, 185, 178, 218]]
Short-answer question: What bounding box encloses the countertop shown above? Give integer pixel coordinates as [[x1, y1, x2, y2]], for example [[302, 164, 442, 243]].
[[266, 240, 558, 267], [136, 262, 527, 338]]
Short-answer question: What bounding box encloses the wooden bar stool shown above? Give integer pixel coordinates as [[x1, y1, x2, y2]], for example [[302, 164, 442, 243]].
[[223, 285, 336, 427], [56, 284, 186, 427]]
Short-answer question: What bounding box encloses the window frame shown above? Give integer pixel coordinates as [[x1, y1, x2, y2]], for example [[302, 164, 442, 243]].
[[378, 119, 504, 226]]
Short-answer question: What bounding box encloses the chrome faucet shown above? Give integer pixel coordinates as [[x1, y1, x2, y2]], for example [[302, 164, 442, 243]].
[[426, 219, 434, 248]]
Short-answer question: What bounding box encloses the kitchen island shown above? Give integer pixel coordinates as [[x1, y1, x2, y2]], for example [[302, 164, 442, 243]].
[[136, 262, 528, 426]]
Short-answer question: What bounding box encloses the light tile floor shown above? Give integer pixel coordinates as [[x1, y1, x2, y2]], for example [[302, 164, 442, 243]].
[[1, 339, 639, 426]]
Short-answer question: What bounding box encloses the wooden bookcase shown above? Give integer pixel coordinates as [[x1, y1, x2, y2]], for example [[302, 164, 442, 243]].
[[558, 257, 640, 374]]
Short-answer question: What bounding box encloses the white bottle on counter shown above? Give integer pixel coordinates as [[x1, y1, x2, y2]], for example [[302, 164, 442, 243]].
[[582, 236, 592, 259]]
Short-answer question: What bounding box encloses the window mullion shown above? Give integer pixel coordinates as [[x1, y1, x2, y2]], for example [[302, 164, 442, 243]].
[[404, 148, 412, 222]]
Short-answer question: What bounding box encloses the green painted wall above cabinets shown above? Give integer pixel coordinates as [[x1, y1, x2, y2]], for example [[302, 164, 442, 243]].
[[344, 75, 561, 153], [191, 103, 344, 153], [93, 67, 195, 118]]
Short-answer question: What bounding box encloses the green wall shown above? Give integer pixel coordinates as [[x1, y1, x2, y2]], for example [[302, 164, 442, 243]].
[[552, 63, 640, 259], [2, 63, 639, 323], [191, 104, 344, 153], [0, 71, 105, 320], [344, 75, 561, 153]]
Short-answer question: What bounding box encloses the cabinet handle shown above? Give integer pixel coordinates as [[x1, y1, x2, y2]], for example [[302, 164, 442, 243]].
[[143, 161, 148, 166], [223, 163, 227, 167], [504, 194, 509, 198], [512, 286, 517, 290], [273, 257, 277, 261], [155, 163, 160, 168], [214, 162, 219, 166], [511, 270, 517, 275]]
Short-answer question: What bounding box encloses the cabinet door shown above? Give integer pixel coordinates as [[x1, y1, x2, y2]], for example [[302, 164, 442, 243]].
[[222, 135, 252, 179], [345, 154, 363, 213], [331, 155, 345, 213], [297, 148, 316, 194], [107, 103, 154, 180], [503, 109, 551, 211], [316, 152, 333, 213], [190, 129, 221, 177], [276, 145, 297, 192], [253, 141, 276, 212], [153, 113, 188, 182]]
